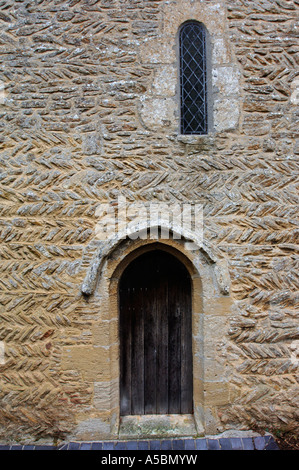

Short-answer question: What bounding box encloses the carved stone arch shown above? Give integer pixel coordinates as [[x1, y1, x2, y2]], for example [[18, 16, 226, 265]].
[[76, 227, 234, 440], [81, 223, 230, 297]]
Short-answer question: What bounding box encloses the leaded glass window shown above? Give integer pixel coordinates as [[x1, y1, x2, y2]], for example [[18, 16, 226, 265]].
[[180, 22, 208, 135]]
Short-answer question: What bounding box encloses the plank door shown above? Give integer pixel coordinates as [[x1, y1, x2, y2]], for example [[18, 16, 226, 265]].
[[119, 250, 193, 415]]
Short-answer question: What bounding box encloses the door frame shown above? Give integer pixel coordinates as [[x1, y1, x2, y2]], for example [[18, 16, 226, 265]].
[[110, 239, 204, 437], [77, 233, 233, 440], [119, 249, 193, 417]]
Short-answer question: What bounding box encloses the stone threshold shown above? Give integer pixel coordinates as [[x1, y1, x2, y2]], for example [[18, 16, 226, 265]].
[[118, 414, 200, 439]]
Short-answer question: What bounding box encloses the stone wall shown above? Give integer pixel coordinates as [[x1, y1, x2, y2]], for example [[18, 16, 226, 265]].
[[0, 0, 298, 443]]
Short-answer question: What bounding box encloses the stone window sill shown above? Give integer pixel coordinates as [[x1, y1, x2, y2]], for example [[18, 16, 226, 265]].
[[177, 134, 213, 145]]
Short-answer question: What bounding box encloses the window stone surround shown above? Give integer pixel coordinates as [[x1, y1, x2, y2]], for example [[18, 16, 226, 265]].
[[138, 0, 241, 135]]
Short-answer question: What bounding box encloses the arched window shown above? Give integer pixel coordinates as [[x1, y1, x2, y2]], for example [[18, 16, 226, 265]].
[[180, 21, 208, 135]]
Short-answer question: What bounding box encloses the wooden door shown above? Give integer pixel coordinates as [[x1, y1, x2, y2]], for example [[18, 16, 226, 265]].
[[119, 250, 193, 415]]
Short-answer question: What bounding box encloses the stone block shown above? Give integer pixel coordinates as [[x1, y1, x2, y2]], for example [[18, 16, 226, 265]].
[[214, 98, 240, 131], [73, 418, 111, 441], [94, 379, 118, 411], [139, 96, 176, 130], [152, 66, 177, 97], [204, 382, 230, 406], [212, 38, 232, 65], [61, 345, 114, 381], [212, 66, 240, 96]]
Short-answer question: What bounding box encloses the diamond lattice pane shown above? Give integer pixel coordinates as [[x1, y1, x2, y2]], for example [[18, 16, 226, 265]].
[[180, 22, 207, 135]]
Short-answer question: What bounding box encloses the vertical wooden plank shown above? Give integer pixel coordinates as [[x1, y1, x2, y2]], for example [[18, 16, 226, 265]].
[[131, 284, 145, 415], [119, 283, 132, 415], [168, 267, 181, 414], [156, 263, 169, 414], [180, 273, 193, 414], [144, 257, 157, 414]]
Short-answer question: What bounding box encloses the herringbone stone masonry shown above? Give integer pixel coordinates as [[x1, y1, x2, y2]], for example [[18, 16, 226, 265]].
[[0, 0, 298, 444]]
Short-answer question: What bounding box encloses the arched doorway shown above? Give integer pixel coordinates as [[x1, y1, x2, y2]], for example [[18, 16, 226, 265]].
[[119, 249, 193, 416]]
